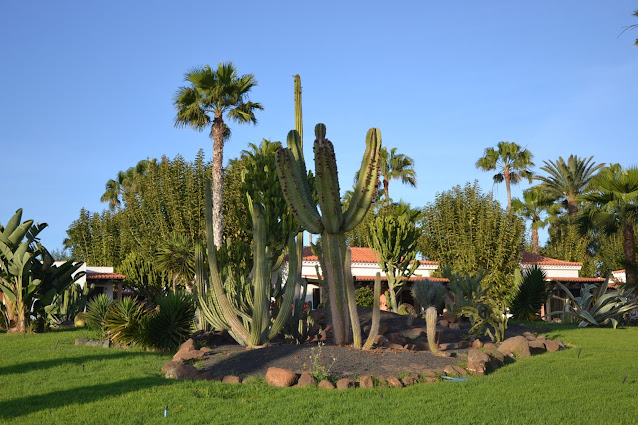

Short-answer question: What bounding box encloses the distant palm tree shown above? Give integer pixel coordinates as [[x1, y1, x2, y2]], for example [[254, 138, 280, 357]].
[[578, 166, 638, 287], [156, 232, 195, 292], [476, 141, 534, 210], [100, 159, 157, 211], [535, 155, 604, 217], [379, 147, 417, 205], [174, 62, 263, 247], [512, 187, 559, 254]]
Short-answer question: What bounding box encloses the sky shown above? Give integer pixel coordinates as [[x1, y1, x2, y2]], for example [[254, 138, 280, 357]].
[[1, 1, 637, 252]]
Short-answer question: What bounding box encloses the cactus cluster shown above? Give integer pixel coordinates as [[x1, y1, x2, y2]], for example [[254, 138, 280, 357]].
[[275, 124, 381, 346]]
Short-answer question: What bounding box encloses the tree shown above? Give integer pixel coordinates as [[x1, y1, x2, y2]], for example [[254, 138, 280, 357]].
[[475, 141, 534, 210], [100, 159, 157, 211], [418, 181, 525, 302], [578, 166, 638, 288], [366, 204, 421, 313], [512, 187, 559, 254], [535, 155, 604, 217], [156, 232, 195, 292], [379, 147, 417, 205], [174, 62, 263, 247]]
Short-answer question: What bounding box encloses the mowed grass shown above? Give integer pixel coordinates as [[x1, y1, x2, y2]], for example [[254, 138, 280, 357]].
[[1, 325, 637, 424]]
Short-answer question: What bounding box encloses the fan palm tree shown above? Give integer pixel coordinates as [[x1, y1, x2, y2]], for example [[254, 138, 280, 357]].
[[512, 187, 560, 254], [174, 62, 263, 247], [156, 232, 195, 293], [578, 166, 638, 288], [100, 159, 157, 211], [535, 155, 604, 217], [475, 141, 534, 211], [379, 147, 417, 205]]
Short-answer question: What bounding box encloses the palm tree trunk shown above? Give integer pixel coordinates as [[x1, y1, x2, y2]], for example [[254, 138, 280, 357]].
[[623, 220, 636, 288], [532, 227, 539, 254], [566, 195, 578, 217], [504, 168, 512, 211], [211, 116, 225, 248], [383, 179, 390, 206]]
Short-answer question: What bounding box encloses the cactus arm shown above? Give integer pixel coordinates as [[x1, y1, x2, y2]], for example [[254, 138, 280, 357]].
[[363, 272, 381, 350], [249, 201, 270, 346], [294, 74, 303, 147], [204, 181, 251, 345], [426, 306, 439, 354], [195, 241, 230, 330], [344, 248, 362, 349], [322, 232, 348, 345], [313, 131, 343, 233], [275, 145, 323, 234], [343, 128, 381, 231], [268, 234, 299, 340]]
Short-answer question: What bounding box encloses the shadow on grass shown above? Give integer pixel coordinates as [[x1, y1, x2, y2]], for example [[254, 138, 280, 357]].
[[0, 350, 167, 376], [0, 376, 172, 420]]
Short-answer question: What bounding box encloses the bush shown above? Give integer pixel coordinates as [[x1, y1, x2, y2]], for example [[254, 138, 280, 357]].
[[85, 294, 114, 338], [142, 292, 196, 351], [355, 286, 374, 308], [104, 297, 147, 346], [412, 280, 445, 310], [511, 266, 547, 321]]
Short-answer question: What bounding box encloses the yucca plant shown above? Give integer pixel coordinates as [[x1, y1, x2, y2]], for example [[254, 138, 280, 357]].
[[511, 265, 547, 321], [104, 297, 147, 346], [142, 292, 196, 351], [85, 294, 114, 338], [554, 277, 638, 329], [412, 280, 446, 354]]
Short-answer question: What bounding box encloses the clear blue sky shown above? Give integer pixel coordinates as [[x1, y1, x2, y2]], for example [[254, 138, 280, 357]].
[[2, 1, 637, 252]]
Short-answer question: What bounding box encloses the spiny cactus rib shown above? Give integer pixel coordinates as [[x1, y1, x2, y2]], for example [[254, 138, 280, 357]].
[[294, 75, 303, 150], [322, 232, 347, 345], [249, 202, 270, 346], [362, 272, 382, 350], [314, 138, 342, 233], [275, 146, 322, 234], [204, 181, 251, 345], [344, 249, 362, 349], [268, 234, 300, 339], [343, 128, 381, 231]]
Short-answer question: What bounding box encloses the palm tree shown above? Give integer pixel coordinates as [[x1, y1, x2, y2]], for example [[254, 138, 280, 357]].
[[100, 159, 157, 211], [475, 141, 534, 211], [379, 147, 417, 205], [174, 62, 263, 247], [578, 166, 638, 288], [512, 187, 559, 254], [535, 155, 604, 217], [156, 232, 195, 293]]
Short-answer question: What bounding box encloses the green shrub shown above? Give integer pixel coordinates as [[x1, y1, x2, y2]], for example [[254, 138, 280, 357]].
[[85, 294, 114, 338], [412, 280, 446, 310], [355, 286, 374, 308], [104, 297, 147, 346], [142, 292, 196, 351], [397, 303, 414, 316], [554, 277, 638, 328], [511, 266, 547, 321]]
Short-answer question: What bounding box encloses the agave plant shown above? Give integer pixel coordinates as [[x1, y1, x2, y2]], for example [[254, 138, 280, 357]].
[[555, 277, 638, 329], [85, 294, 114, 338], [104, 297, 147, 346], [142, 292, 196, 351]]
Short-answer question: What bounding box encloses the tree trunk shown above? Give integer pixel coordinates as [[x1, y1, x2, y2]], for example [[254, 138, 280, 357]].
[[211, 116, 225, 248], [532, 226, 539, 254], [388, 278, 398, 313], [504, 167, 512, 211], [16, 300, 25, 333], [623, 220, 636, 288], [383, 179, 390, 206], [566, 195, 578, 217]]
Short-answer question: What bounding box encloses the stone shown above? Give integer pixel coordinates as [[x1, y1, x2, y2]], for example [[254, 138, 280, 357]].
[[222, 375, 241, 384], [297, 371, 316, 387], [468, 348, 491, 364], [200, 346, 212, 353], [404, 343, 417, 351], [374, 335, 389, 346], [359, 375, 374, 388], [438, 343, 455, 351], [401, 376, 418, 386], [414, 343, 429, 352], [544, 340, 561, 352], [523, 331, 536, 341], [439, 319, 449, 327], [177, 338, 197, 353], [498, 336, 531, 358], [386, 343, 404, 351], [194, 371, 217, 381], [386, 376, 403, 388], [336, 378, 355, 389], [424, 376, 438, 383], [378, 324, 389, 335], [452, 366, 467, 376], [537, 335, 546, 340], [162, 361, 181, 374], [467, 361, 486, 376], [318, 380, 335, 389], [443, 365, 458, 376], [399, 328, 426, 340], [75, 338, 88, 345], [173, 350, 205, 362], [172, 363, 199, 380], [442, 310, 457, 323], [448, 322, 461, 330], [386, 332, 400, 341], [393, 336, 409, 346], [421, 369, 437, 378], [265, 367, 297, 387], [528, 340, 547, 354], [102, 339, 110, 348], [472, 339, 483, 348]]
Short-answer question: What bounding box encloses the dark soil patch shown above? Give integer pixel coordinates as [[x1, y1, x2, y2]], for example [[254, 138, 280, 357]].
[[197, 308, 535, 380]]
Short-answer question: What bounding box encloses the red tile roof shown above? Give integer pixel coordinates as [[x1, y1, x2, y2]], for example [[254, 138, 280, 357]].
[[301, 274, 450, 283], [545, 277, 605, 283], [521, 251, 582, 266], [86, 272, 126, 280], [301, 246, 437, 265], [612, 269, 625, 274]]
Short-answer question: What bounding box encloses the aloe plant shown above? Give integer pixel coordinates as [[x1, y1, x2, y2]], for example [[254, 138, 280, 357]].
[[276, 124, 381, 346], [555, 277, 638, 329]]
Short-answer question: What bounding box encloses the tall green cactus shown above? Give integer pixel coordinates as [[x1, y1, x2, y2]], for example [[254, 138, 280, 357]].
[[276, 124, 381, 345], [195, 181, 299, 347]]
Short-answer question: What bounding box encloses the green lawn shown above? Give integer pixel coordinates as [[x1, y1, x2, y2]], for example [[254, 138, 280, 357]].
[[0, 325, 637, 424]]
